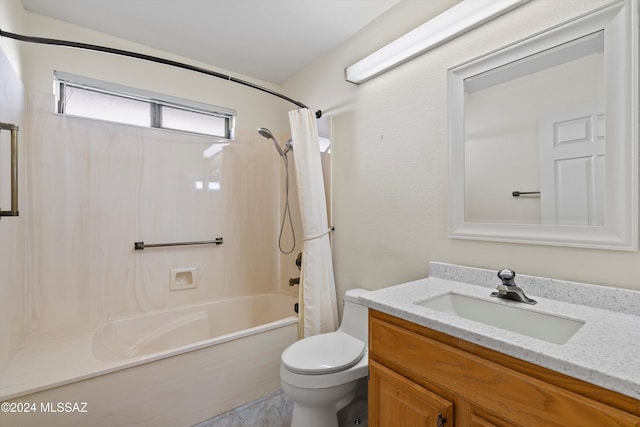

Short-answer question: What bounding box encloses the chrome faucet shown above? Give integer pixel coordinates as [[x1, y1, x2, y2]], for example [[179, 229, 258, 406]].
[[490, 268, 537, 305]]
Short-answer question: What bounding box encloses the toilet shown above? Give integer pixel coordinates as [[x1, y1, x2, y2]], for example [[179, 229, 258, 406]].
[[280, 288, 370, 427]]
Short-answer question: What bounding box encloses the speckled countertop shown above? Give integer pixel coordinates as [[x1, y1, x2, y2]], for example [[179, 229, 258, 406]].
[[359, 262, 640, 400]]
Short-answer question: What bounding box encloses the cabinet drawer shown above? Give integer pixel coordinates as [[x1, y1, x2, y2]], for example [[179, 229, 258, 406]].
[[370, 314, 640, 427]]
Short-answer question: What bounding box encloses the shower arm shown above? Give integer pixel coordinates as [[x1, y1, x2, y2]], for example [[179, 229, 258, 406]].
[[0, 27, 322, 119], [282, 140, 293, 156]]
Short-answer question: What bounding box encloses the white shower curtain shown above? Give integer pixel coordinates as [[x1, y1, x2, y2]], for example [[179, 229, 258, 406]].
[[289, 108, 338, 338]]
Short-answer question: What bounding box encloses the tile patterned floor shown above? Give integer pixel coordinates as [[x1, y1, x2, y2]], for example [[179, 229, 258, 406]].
[[193, 390, 293, 427]]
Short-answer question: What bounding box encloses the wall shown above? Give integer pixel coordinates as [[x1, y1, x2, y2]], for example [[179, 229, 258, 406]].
[[0, 0, 24, 74], [0, 45, 26, 373], [4, 0, 300, 335], [282, 0, 640, 301]]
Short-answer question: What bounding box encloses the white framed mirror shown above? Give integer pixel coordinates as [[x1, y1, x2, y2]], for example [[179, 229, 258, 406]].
[[448, 0, 638, 250]]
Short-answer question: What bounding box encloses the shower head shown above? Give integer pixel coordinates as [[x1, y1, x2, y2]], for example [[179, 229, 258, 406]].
[[257, 127, 274, 140], [257, 127, 287, 157]]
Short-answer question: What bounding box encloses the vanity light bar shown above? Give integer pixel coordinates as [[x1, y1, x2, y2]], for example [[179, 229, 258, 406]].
[[345, 0, 531, 84]]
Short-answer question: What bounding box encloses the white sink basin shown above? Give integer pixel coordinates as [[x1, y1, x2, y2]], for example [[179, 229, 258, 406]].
[[416, 292, 585, 345]]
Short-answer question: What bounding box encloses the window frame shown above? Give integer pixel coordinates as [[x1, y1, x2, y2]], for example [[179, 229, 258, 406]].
[[54, 71, 236, 140]]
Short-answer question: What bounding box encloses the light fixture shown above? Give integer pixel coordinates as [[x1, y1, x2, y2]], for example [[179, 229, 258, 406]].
[[344, 0, 531, 84]]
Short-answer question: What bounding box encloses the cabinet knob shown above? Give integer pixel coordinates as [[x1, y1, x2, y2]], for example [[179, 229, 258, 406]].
[[437, 412, 447, 427]]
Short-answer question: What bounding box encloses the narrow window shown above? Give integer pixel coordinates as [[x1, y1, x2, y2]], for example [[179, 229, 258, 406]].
[[54, 71, 235, 139], [160, 105, 228, 137], [61, 86, 151, 127]]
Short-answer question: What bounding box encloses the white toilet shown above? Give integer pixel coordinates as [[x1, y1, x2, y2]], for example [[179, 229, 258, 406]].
[[280, 288, 370, 427]]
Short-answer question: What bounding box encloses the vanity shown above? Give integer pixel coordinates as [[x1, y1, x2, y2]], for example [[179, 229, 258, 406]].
[[360, 263, 640, 427]]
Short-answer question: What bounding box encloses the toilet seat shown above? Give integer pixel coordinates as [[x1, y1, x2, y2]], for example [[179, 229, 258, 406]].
[[281, 331, 366, 375]]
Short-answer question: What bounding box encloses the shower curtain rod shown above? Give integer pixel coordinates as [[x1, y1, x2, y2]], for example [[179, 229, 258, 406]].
[[0, 27, 322, 119]]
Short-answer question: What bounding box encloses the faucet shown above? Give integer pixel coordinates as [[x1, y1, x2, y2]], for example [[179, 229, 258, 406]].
[[490, 268, 537, 305], [289, 252, 302, 286]]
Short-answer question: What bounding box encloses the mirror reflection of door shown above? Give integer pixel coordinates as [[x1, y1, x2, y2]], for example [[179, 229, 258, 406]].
[[539, 104, 605, 225], [462, 30, 604, 225]]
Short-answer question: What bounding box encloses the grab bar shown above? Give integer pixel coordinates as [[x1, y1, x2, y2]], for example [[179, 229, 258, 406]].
[[134, 237, 223, 250], [0, 122, 19, 218], [512, 191, 540, 197]]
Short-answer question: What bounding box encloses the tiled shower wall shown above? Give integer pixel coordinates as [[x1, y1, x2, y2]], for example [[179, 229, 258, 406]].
[[23, 93, 290, 334]]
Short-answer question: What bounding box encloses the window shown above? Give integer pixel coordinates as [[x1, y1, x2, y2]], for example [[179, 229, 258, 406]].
[[54, 71, 235, 139]]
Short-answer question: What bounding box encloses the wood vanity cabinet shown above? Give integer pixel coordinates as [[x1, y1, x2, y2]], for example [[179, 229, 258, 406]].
[[368, 309, 640, 427]]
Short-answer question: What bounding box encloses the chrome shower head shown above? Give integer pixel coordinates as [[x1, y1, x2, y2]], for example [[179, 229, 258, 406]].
[[257, 127, 286, 157], [257, 127, 274, 140]]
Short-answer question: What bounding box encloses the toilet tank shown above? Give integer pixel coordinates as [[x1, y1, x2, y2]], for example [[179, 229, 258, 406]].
[[338, 288, 370, 343]]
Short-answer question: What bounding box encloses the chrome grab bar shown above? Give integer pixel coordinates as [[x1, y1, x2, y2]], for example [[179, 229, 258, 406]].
[[0, 122, 19, 218], [134, 237, 223, 250]]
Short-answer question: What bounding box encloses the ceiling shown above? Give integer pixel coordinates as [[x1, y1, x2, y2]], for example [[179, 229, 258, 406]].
[[21, 0, 401, 84]]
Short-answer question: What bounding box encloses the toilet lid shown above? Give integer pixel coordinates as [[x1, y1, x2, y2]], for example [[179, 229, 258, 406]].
[[281, 331, 366, 375]]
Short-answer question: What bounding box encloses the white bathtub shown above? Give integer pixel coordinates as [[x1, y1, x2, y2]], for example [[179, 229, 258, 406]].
[[92, 293, 297, 360], [0, 293, 298, 427]]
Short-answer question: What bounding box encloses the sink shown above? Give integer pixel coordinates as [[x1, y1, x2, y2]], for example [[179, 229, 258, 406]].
[[415, 292, 585, 345]]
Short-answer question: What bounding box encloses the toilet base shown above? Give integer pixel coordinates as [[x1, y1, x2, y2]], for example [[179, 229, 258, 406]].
[[282, 378, 368, 427], [284, 379, 360, 427], [337, 380, 368, 426], [291, 405, 341, 427]]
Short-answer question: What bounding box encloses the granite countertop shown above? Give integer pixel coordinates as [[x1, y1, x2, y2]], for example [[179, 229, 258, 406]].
[[359, 262, 640, 400]]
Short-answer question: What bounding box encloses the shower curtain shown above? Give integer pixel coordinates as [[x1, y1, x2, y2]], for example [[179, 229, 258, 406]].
[[289, 108, 338, 338]]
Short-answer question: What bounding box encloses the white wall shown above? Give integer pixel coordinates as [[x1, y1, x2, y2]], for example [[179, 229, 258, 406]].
[[0, 0, 27, 374], [0, 45, 26, 372], [0, 0, 24, 75], [283, 0, 640, 300]]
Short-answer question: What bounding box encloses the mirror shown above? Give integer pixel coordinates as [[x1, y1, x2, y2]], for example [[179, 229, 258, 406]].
[[448, 0, 637, 250]]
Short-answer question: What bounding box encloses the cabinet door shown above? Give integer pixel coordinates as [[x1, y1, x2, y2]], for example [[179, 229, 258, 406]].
[[370, 360, 453, 427]]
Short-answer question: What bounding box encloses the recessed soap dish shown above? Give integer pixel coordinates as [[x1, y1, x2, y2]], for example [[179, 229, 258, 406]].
[[170, 267, 198, 291]]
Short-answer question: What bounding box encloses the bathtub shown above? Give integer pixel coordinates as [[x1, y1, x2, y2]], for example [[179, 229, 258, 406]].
[[0, 293, 298, 427]]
